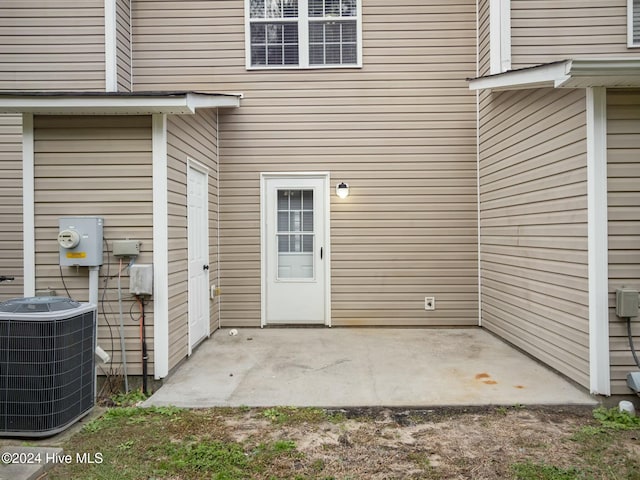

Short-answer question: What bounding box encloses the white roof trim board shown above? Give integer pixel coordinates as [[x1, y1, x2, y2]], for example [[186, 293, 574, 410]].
[[468, 59, 640, 91], [0, 91, 242, 115]]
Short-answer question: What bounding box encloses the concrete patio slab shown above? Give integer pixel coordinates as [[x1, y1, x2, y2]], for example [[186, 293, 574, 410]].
[[144, 328, 597, 408]]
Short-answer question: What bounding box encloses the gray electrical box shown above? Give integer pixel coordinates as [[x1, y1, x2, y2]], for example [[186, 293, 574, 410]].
[[616, 287, 639, 318], [113, 240, 141, 257], [628, 372, 640, 393], [129, 264, 153, 296], [58, 217, 104, 267]]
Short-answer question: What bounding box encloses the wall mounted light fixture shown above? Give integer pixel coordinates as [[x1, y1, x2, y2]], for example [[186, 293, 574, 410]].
[[336, 182, 350, 199]]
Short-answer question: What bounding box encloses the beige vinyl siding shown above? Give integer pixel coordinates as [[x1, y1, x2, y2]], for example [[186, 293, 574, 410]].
[[511, 1, 635, 70], [0, 1, 105, 91], [33, 115, 153, 376], [607, 89, 640, 395], [133, 1, 479, 327], [116, 0, 133, 92], [166, 109, 219, 371], [0, 114, 23, 299], [479, 88, 590, 388], [477, 0, 491, 78]]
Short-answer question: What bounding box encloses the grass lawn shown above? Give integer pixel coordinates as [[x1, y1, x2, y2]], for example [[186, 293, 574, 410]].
[[43, 402, 640, 479]]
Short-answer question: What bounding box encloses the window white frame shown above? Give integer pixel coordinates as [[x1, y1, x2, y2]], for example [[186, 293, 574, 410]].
[[244, 0, 363, 69], [628, 0, 640, 48], [489, 0, 511, 74]]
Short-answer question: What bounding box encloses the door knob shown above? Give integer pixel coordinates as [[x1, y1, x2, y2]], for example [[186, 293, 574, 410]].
[[203, 264, 209, 271]]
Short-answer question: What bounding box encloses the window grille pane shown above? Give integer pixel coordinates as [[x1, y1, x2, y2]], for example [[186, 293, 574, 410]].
[[302, 212, 313, 232], [251, 23, 266, 43], [283, 0, 298, 17], [251, 46, 267, 66], [342, 0, 356, 16], [266, 0, 282, 18], [342, 44, 357, 64], [267, 24, 283, 43], [278, 235, 289, 252], [325, 44, 341, 64], [277, 212, 289, 232], [289, 190, 302, 210], [309, 44, 324, 64], [309, 23, 323, 42], [290, 211, 302, 231], [277, 190, 289, 209], [302, 235, 314, 252], [325, 23, 341, 42], [342, 21, 356, 42], [250, 0, 265, 18], [268, 45, 283, 64], [302, 190, 313, 210], [309, 0, 323, 17], [326, 0, 340, 16]]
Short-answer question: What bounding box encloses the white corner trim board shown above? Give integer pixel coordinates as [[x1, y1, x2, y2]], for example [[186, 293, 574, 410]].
[[152, 114, 169, 379], [22, 113, 35, 297], [586, 87, 610, 396], [489, 0, 511, 74], [104, 0, 117, 92]]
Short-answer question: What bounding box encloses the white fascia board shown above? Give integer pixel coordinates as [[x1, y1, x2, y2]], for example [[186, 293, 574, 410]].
[[0, 94, 241, 115], [186, 93, 241, 110], [561, 59, 640, 87], [470, 58, 640, 91], [469, 60, 571, 91]]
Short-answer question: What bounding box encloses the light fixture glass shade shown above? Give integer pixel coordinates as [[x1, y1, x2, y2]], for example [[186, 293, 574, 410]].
[[336, 182, 349, 199]]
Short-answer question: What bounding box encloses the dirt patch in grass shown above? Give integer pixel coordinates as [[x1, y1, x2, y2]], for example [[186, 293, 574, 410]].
[[45, 405, 640, 479]]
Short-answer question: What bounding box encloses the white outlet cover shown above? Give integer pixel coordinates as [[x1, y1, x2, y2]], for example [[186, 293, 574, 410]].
[[425, 297, 435, 310]]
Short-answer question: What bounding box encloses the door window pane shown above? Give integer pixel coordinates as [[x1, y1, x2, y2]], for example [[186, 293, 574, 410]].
[[277, 189, 314, 279]]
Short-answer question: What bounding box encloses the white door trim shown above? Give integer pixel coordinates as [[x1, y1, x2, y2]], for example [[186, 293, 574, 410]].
[[586, 86, 610, 396], [260, 172, 331, 327]]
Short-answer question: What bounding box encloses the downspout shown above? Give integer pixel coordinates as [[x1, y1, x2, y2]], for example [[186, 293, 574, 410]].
[[216, 109, 222, 330]]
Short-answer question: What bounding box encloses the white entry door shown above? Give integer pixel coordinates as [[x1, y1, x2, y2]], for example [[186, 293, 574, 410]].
[[263, 174, 329, 325], [187, 162, 210, 353]]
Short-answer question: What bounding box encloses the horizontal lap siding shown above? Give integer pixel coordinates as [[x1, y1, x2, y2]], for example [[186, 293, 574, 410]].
[[0, 1, 105, 90], [0, 114, 23, 299], [511, 1, 635, 69], [167, 110, 219, 371], [33, 115, 153, 376], [477, 0, 490, 77], [133, 0, 478, 327], [607, 89, 640, 395], [479, 88, 590, 388], [116, 0, 132, 91]]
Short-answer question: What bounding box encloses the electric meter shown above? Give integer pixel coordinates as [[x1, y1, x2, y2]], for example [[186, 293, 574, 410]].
[[58, 229, 81, 249]]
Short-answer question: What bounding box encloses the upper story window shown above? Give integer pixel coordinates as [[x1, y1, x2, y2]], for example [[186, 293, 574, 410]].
[[629, 0, 640, 47], [246, 0, 362, 69]]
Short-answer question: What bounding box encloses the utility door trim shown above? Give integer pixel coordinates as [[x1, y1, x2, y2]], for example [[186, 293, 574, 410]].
[[260, 172, 331, 327]]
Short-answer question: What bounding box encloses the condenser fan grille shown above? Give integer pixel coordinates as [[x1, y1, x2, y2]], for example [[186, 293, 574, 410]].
[[0, 299, 96, 437]]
